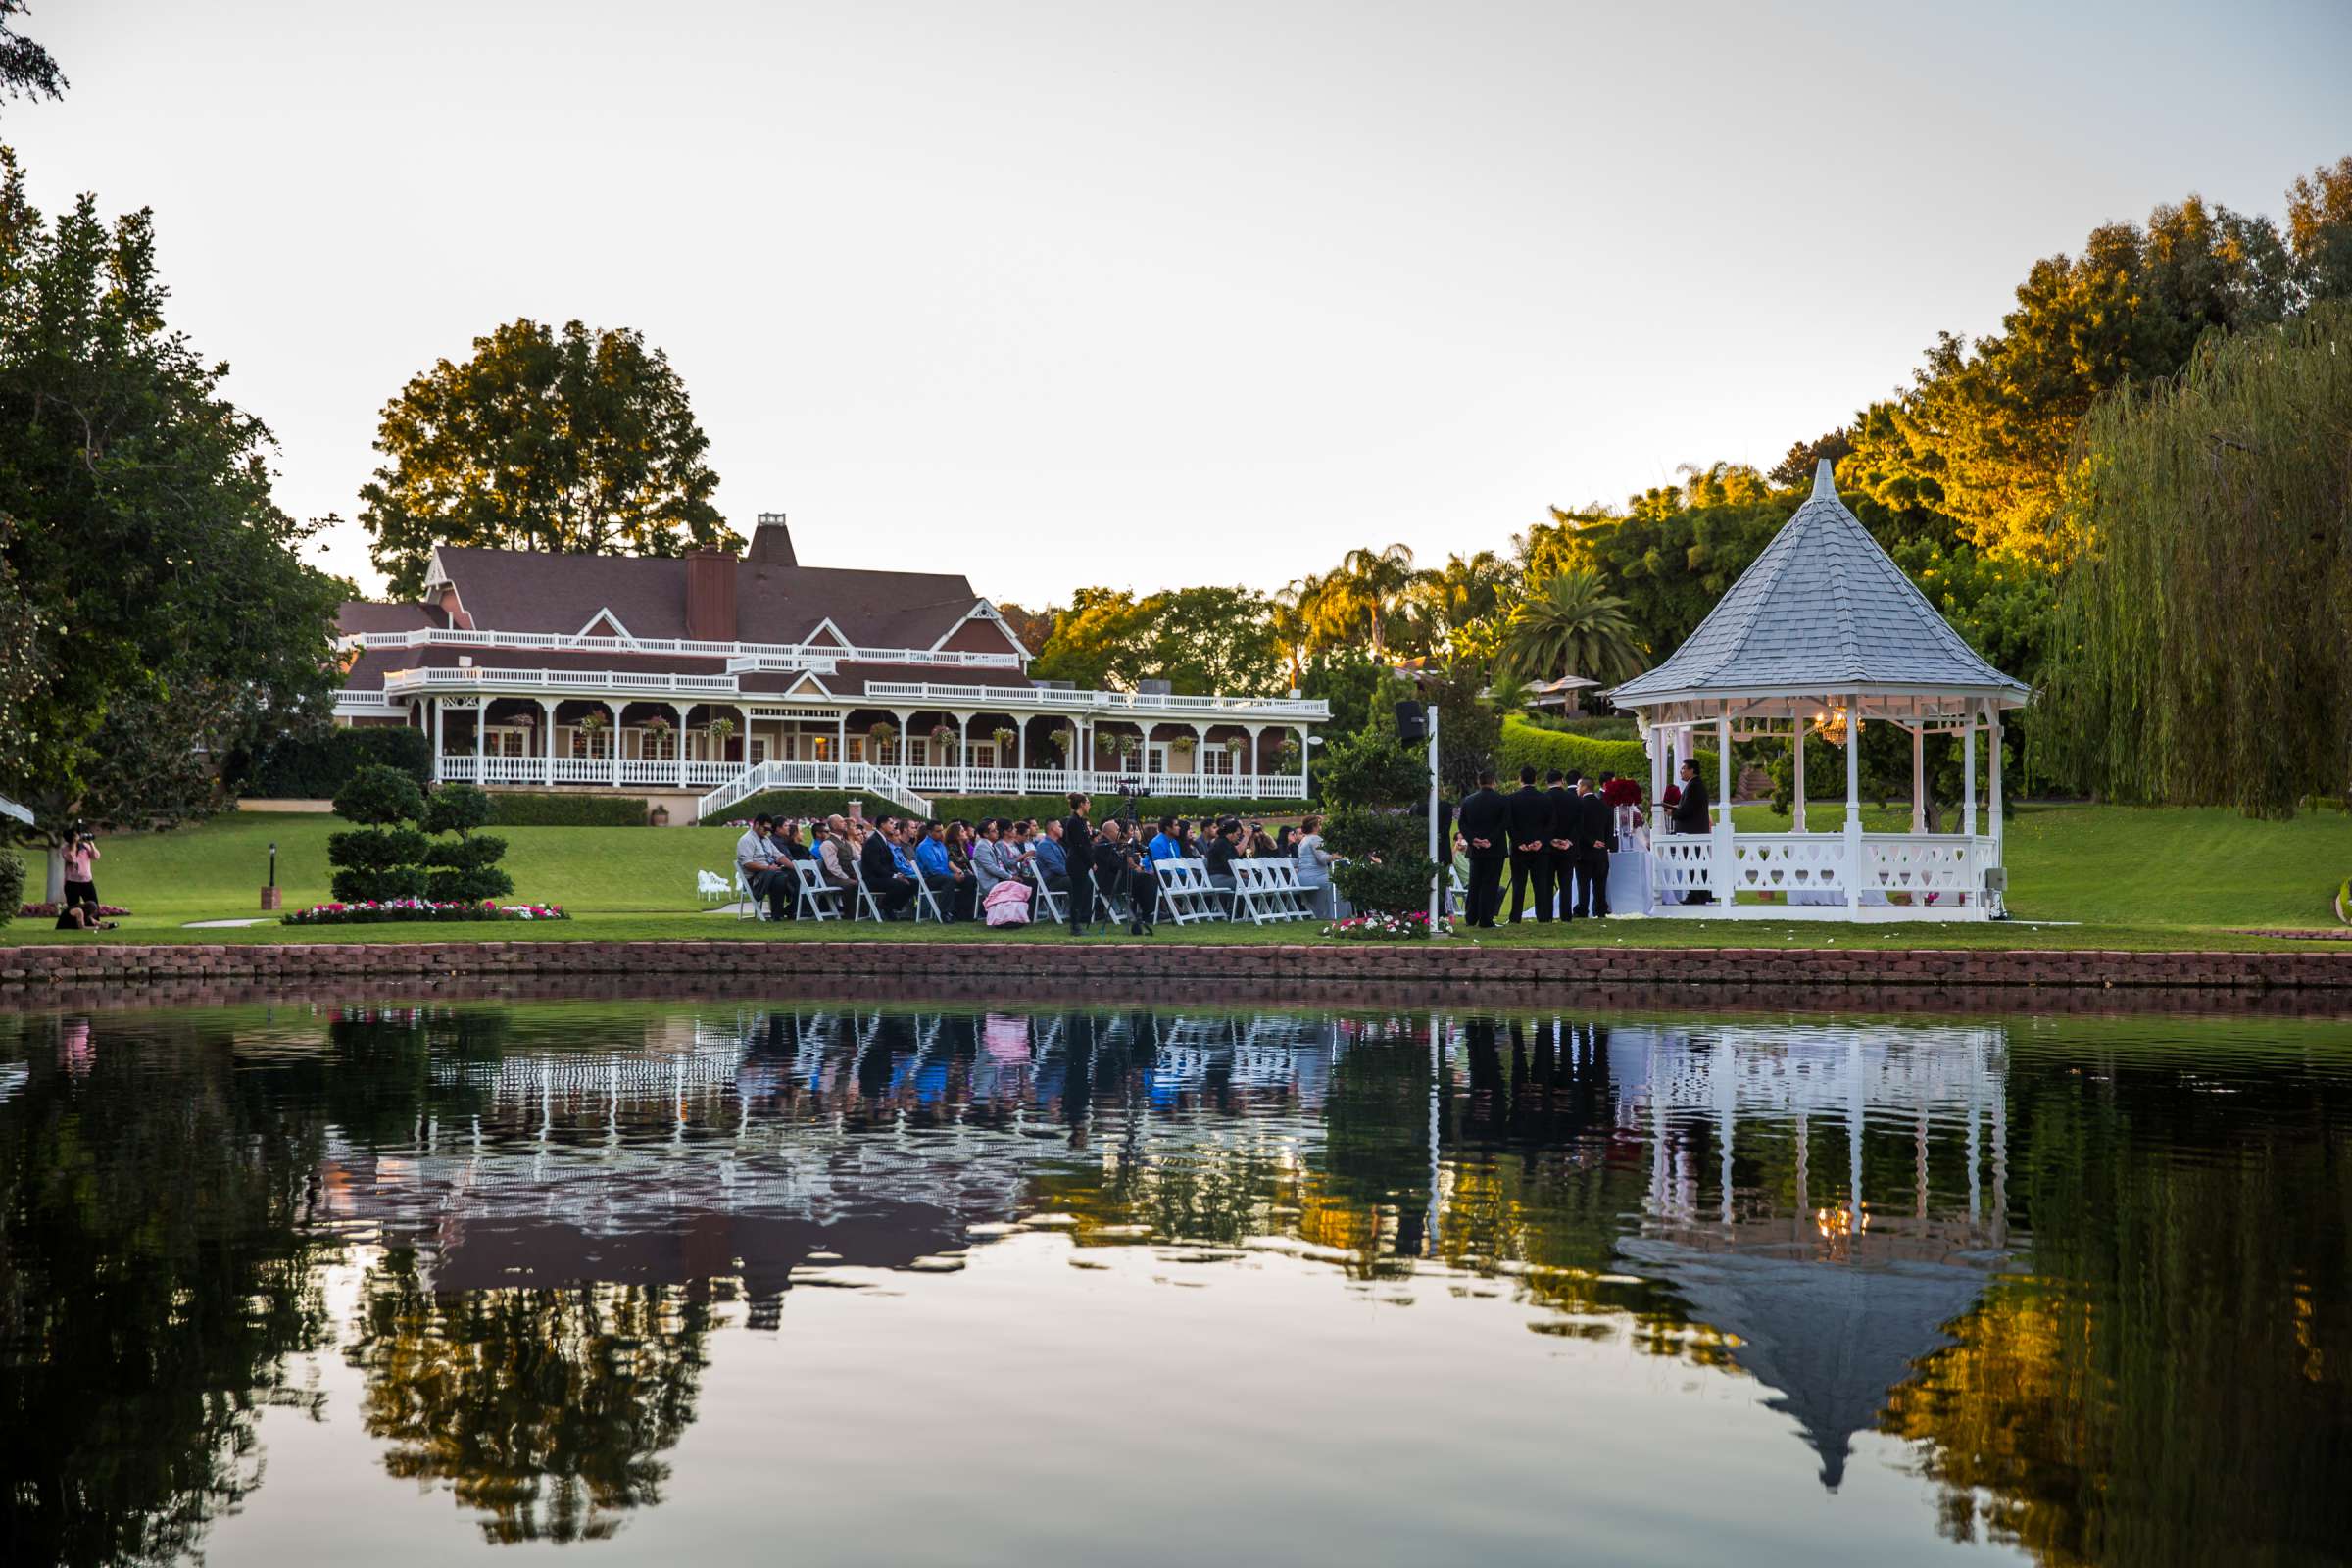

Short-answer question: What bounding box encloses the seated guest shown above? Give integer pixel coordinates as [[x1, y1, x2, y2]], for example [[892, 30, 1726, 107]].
[[818, 816, 858, 892], [915, 820, 973, 919], [1295, 812, 1340, 919], [1031, 818, 1070, 891], [734, 813, 793, 920], [859, 818, 916, 918], [1092, 819, 1154, 935], [970, 817, 1011, 896], [1203, 818, 1242, 894], [1250, 824, 1279, 858], [1147, 815, 1182, 863]]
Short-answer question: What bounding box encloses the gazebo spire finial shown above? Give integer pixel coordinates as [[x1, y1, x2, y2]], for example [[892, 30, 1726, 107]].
[[1811, 457, 1837, 501]]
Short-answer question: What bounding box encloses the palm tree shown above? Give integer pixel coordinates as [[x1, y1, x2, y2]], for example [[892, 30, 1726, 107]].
[[1337, 543, 1417, 655], [1499, 568, 1646, 687]]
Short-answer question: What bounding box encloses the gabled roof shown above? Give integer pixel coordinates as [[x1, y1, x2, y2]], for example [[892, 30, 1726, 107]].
[[1608, 462, 2029, 709], [336, 600, 444, 636], [424, 546, 985, 651]]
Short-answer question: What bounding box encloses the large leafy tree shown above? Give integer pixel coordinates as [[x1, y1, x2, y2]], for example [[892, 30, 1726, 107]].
[[0, 152, 346, 892], [0, 1, 65, 109], [1030, 585, 1280, 695], [360, 318, 737, 597]]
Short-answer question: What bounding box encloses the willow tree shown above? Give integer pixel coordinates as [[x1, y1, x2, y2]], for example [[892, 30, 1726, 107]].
[[2038, 301, 2352, 814]]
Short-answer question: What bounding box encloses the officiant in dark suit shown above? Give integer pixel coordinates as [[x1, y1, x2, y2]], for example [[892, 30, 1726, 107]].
[[1672, 758, 1712, 904]]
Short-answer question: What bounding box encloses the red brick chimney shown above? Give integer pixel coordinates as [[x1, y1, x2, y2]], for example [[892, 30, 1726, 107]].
[[686, 550, 736, 641]]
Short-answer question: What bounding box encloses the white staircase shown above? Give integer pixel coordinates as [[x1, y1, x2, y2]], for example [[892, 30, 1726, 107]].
[[696, 761, 931, 823]]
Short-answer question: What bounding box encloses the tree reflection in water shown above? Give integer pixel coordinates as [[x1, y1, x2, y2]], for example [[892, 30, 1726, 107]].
[[344, 1255, 710, 1544], [0, 1011, 330, 1568], [4, 999, 2349, 1565]]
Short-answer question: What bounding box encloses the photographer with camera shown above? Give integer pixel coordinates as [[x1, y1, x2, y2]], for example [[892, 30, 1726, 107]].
[[55, 823, 115, 932]]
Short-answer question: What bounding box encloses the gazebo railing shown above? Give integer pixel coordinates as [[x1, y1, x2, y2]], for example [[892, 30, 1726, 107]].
[[1648, 830, 1995, 913]]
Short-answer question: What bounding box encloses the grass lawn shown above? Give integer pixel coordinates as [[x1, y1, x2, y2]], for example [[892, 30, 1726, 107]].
[[4, 802, 2344, 951]]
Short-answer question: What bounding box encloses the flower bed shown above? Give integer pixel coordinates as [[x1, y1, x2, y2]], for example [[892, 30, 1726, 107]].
[[1322, 910, 1451, 941], [19, 902, 133, 918], [281, 899, 568, 926]]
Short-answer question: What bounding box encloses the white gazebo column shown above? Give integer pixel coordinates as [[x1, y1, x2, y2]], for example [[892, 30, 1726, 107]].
[[1962, 699, 1978, 840], [1712, 713, 1734, 906], [539, 698, 560, 786], [1910, 723, 1927, 834], [430, 698, 444, 783], [1988, 706, 2005, 895], [1791, 717, 1807, 833], [671, 702, 692, 788], [1843, 698, 1864, 913]]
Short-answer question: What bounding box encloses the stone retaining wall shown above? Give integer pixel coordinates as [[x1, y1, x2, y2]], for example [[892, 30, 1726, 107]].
[[6, 939, 2351, 992]]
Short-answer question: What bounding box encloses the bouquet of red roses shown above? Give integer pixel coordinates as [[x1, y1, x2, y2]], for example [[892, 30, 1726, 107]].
[[1602, 777, 1641, 808]]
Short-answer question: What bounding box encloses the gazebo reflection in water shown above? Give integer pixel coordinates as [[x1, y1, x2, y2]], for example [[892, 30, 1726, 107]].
[[312, 1002, 2013, 1485]]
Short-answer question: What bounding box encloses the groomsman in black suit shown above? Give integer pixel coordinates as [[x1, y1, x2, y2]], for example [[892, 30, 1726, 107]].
[[1544, 769, 1580, 920], [1455, 769, 1508, 929], [1573, 773, 1614, 917], [1505, 764, 1553, 923]]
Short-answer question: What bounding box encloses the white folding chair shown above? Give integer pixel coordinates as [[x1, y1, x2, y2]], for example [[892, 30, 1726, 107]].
[[1027, 860, 1066, 924], [793, 859, 843, 921], [733, 866, 767, 921], [910, 868, 950, 924], [697, 868, 731, 907], [850, 856, 888, 922]]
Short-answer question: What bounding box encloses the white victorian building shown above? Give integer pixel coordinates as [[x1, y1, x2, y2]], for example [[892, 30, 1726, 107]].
[[330, 514, 1326, 821], [1609, 462, 2030, 919]]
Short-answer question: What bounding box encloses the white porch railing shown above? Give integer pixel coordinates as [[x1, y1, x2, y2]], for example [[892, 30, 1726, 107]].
[[1646, 829, 1996, 918], [386, 666, 740, 697], [698, 761, 930, 821], [440, 755, 743, 790], [863, 680, 1326, 720], [340, 625, 1026, 671]]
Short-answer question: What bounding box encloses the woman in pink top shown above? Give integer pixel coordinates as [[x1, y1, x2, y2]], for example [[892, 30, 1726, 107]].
[[61, 828, 101, 912]]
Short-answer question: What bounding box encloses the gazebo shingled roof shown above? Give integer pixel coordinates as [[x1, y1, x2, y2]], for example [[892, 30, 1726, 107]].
[[1608, 461, 2029, 710]]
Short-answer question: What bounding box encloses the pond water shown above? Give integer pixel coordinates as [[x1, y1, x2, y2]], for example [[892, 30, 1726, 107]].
[[2, 994, 2347, 1566]]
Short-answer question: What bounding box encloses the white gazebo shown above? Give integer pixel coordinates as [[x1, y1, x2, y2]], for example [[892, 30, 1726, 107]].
[[1608, 460, 2030, 920]]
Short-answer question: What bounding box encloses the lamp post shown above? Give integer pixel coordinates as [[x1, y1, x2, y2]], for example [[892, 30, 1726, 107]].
[[261, 841, 280, 911]]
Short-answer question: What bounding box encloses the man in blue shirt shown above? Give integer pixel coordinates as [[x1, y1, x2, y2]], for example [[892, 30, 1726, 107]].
[[1032, 819, 1070, 889], [1146, 814, 1183, 863], [913, 820, 972, 920]]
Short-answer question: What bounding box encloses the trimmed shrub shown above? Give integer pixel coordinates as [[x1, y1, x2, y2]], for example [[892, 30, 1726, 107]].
[[713, 790, 1309, 827], [486, 792, 652, 827], [1320, 729, 1439, 916], [1494, 716, 1714, 798], [333, 764, 427, 825], [235, 725, 431, 798], [423, 835, 515, 903], [421, 782, 496, 837], [0, 849, 21, 929]]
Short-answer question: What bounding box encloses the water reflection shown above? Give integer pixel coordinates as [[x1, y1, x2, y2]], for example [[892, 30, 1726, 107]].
[[1, 999, 2347, 1565]]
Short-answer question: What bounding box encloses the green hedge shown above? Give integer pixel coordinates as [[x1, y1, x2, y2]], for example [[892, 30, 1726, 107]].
[[236, 726, 431, 798], [710, 789, 1311, 826], [1494, 716, 1714, 800], [0, 848, 21, 929], [485, 792, 653, 827]]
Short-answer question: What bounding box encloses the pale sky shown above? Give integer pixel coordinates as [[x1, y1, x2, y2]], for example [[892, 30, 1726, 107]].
[[10, 0, 2349, 609]]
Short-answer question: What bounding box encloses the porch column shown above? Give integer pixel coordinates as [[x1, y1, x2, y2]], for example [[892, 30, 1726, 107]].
[[1843, 698, 1863, 913], [956, 711, 970, 794], [1712, 713, 1734, 906], [538, 698, 560, 786], [672, 702, 692, 789], [1988, 707, 2005, 886], [430, 698, 444, 783], [611, 700, 624, 788], [1247, 724, 1266, 794], [474, 698, 486, 779], [1187, 722, 1205, 784], [837, 711, 848, 787], [1910, 723, 1926, 833], [1962, 700, 1978, 839], [1013, 716, 1025, 785], [1297, 725, 1311, 800], [1791, 718, 1807, 833]]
